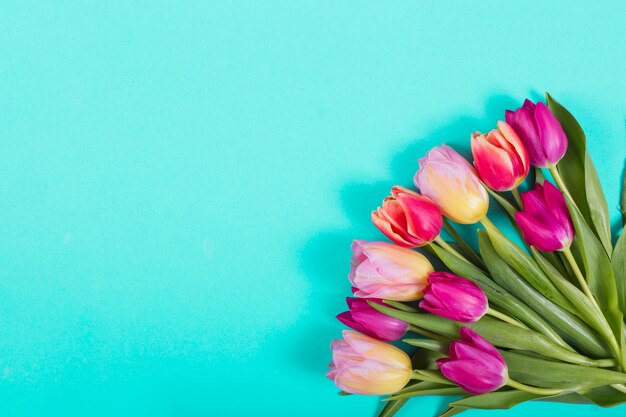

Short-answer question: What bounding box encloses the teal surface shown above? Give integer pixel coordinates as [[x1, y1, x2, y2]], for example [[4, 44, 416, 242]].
[[0, 1, 625, 416]]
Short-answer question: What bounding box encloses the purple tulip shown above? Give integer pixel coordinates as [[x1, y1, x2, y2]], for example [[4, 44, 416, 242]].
[[419, 272, 488, 323], [337, 296, 409, 341], [514, 181, 574, 252], [437, 327, 509, 394], [505, 99, 568, 168]]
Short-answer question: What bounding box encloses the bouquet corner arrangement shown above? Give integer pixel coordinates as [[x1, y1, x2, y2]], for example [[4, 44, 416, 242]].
[[327, 93, 626, 416]]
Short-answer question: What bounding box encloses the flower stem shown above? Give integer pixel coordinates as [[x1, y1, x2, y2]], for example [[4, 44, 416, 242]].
[[383, 300, 418, 313], [511, 188, 523, 208], [410, 370, 454, 385], [548, 166, 574, 202], [486, 307, 529, 329], [407, 324, 447, 341], [562, 247, 598, 308], [507, 379, 568, 396], [433, 236, 468, 263]]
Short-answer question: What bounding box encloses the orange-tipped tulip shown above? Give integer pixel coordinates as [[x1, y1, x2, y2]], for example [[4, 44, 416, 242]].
[[471, 121, 530, 191], [372, 186, 442, 248], [327, 330, 412, 395], [414, 145, 489, 224]]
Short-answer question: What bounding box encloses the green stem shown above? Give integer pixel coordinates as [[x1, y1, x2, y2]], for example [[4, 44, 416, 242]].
[[562, 247, 598, 309], [383, 300, 418, 313], [611, 384, 626, 395], [410, 370, 454, 385], [549, 166, 574, 202], [479, 215, 498, 232], [511, 187, 523, 208], [433, 236, 468, 263], [486, 307, 529, 329], [407, 324, 447, 341], [442, 219, 484, 267], [507, 379, 568, 396]]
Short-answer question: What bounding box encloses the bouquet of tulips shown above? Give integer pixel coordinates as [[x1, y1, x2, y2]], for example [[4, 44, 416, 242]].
[[327, 94, 626, 416]]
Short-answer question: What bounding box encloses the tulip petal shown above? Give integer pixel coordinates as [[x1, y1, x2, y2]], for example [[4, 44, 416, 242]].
[[534, 102, 568, 165]]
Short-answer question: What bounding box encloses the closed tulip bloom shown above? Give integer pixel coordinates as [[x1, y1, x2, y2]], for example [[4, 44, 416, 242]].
[[505, 99, 568, 168], [471, 121, 530, 191], [327, 330, 412, 395], [349, 240, 433, 301], [337, 297, 409, 341], [414, 145, 489, 224], [420, 272, 488, 323], [372, 186, 443, 247], [514, 181, 574, 252], [437, 327, 508, 395]]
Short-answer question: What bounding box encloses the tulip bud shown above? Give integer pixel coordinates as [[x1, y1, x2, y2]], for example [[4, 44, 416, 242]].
[[471, 121, 530, 191], [372, 186, 443, 248], [349, 240, 433, 301], [337, 296, 409, 341], [414, 145, 489, 224], [514, 181, 574, 252], [505, 99, 568, 168], [420, 272, 488, 323], [437, 327, 508, 394], [327, 330, 412, 395]]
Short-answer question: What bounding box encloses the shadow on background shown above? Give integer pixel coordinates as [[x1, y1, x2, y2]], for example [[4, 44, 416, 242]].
[[295, 94, 521, 408]]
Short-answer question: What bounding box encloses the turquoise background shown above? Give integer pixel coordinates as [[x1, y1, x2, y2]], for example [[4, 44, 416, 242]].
[[0, 1, 625, 416]]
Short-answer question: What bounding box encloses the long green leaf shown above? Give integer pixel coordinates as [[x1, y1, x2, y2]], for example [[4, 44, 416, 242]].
[[613, 227, 626, 320], [438, 406, 468, 417], [566, 195, 624, 345], [532, 247, 617, 353], [369, 304, 607, 366], [482, 223, 575, 312], [377, 399, 407, 417], [479, 231, 609, 358], [450, 390, 540, 409], [431, 244, 568, 347], [503, 351, 626, 389], [547, 93, 612, 255], [580, 385, 626, 407]]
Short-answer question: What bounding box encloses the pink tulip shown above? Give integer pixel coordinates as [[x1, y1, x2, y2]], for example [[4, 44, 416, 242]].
[[414, 145, 489, 224], [337, 296, 409, 341], [349, 240, 433, 301], [471, 121, 530, 191], [514, 181, 574, 252], [327, 330, 412, 395], [505, 99, 568, 168], [437, 327, 508, 394], [372, 186, 443, 248], [419, 272, 488, 323]]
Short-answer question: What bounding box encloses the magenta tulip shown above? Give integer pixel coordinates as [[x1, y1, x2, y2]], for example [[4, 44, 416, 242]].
[[419, 272, 488, 323], [514, 181, 574, 252], [327, 330, 412, 395], [437, 327, 508, 394], [337, 296, 409, 341], [349, 240, 433, 301], [372, 186, 443, 248], [505, 100, 568, 168], [471, 121, 530, 191]]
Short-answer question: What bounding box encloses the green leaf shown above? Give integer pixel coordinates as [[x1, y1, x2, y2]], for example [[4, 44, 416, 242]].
[[621, 172, 626, 225], [385, 381, 465, 401], [377, 399, 408, 417], [547, 93, 612, 255], [403, 338, 448, 353], [451, 390, 540, 410], [580, 385, 626, 407], [503, 351, 626, 389], [613, 227, 626, 320], [370, 303, 607, 366], [478, 230, 609, 358], [566, 195, 624, 345], [438, 406, 468, 417], [430, 244, 568, 347], [442, 219, 484, 268], [482, 222, 575, 313], [532, 247, 618, 353]]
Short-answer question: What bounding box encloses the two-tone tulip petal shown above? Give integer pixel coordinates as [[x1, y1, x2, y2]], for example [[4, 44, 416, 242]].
[[372, 186, 443, 247], [327, 330, 412, 395], [349, 240, 433, 301], [471, 121, 530, 191], [337, 296, 408, 341]]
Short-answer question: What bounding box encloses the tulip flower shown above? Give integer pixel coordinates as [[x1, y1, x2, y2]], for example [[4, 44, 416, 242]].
[[471, 121, 530, 191], [437, 327, 508, 395], [327, 330, 412, 395], [372, 186, 443, 247], [420, 272, 488, 323], [337, 296, 409, 341], [349, 240, 433, 301], [505, 100, 568, 168], [414, 145, 489, 224], [514, 181, 574, 252]]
